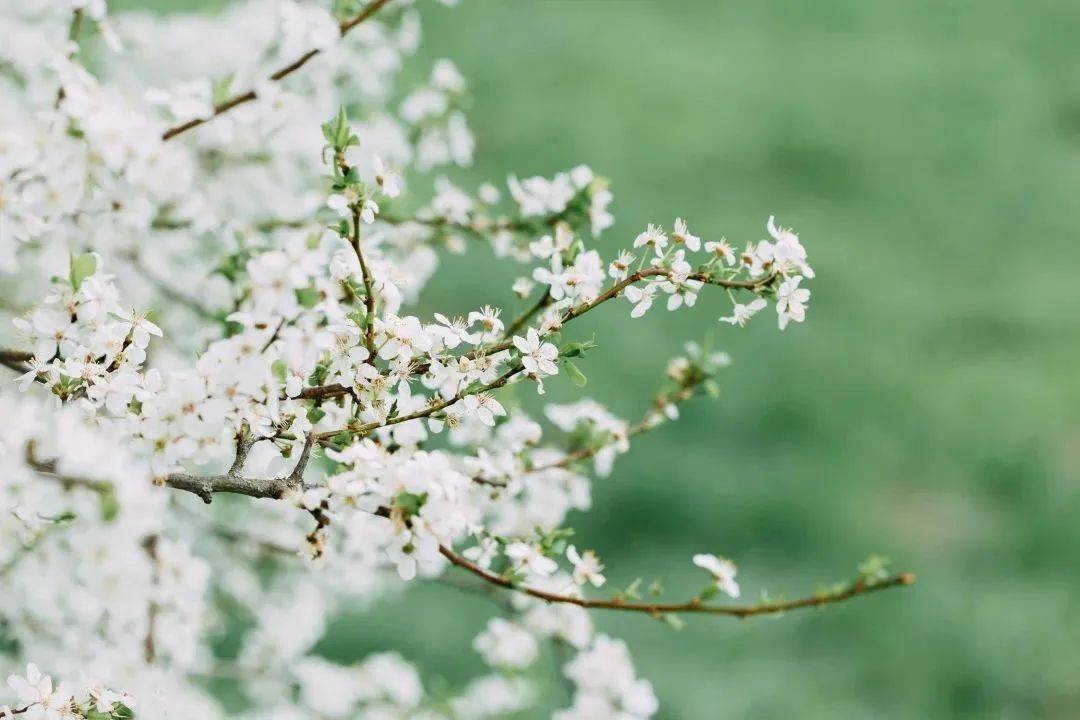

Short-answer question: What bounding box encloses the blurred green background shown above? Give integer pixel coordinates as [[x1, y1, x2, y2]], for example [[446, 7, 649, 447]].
[[124, 1, 1080, 717]]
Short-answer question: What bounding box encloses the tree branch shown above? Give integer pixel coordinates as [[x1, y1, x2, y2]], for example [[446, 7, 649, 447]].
[[0, 348, 32, 373], [316, 364, 524, 444], [350, 208, 378, 359], [161, 431, 315, 503], [502, 290, 552, 340], [438, 543, 915, 619], [160, 0, 396, 141]]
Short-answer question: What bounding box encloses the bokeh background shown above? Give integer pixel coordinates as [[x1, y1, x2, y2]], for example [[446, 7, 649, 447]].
[[118, 1, 1080, 717]]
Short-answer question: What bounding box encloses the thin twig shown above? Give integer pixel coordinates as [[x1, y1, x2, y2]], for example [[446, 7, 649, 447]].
[[160, 0, 396, 141], [502, 291, 552, 340], [0, 349, 32, 373], [350, 208, 378, 359], [316, 364, 523, 444], [54, 8, 83, 107], [439, 543, 915, 619]]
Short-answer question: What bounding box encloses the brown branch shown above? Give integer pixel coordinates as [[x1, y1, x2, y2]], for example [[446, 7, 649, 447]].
[[502, 290, 552, 340], [161, 431, 316, 503], [260, 318, 287, 354], [160, 0, 395, 141], [0, 348, 33, 373], [439, 543, 915, 619], [316, 364, 524, 444], [295, 383, 352, 401]]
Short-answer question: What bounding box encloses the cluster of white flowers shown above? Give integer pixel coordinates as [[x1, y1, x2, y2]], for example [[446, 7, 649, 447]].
[[5, 663, 133, 720], [0, 2, 910, 719], [11, 255, 160, 402], [557, 636, 658, 720]]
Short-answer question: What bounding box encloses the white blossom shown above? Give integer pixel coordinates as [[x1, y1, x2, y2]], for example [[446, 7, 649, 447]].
[[693, 553, 741, 598]]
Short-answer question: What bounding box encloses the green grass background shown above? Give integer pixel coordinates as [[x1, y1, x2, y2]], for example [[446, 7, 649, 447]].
[[118, 1, 1080, 717]]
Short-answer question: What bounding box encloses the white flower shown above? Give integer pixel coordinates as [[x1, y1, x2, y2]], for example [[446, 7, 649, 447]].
[[660, 250, 703, 311], [387, 530, 440, 581], [478, 182, 501, 204], [506, 541, 557, 578], [672, 217, 700, 251], [512, 328, 559, 377], [462, 392, 506, 427], [473, 618, 538, 670], [720, 297, 767, 327], [633, 223, 667, 254], [692, 553, 740, 598], [374, 156, 402, 198], [432, 58, 467, 93], [566, 545, 606, 587], [624, 283, 656, 318], [463, 536, 499, 569], [360, 198, 379, 224], [467, 306, 504, 340], [512, 277, 535, 298], [775, 276, 810, 330], [704, 238, 736, 265], [7, 663, 69, 720], [16, 357, 54, 392], [121, 311, 163, 349], [767, 215, 814, 278], [327, 187, 359, 217], [431, 313, 479, 349], [589, 186, 614, 236], [145, 79, 214, 123], [608, 249, 634, 280]]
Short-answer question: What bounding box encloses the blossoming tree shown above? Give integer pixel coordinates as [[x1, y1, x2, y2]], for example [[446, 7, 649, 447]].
[[0, 1, 913, 717]]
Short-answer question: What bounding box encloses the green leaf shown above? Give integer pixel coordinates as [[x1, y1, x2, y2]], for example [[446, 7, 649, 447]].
[[321, 106, 352, 152], [564, 359, 587, 387], [308, 363, 329, 387], [271, 359, 287, 383], [395, 491, 428, 516], [99, 488, 121, 522], [295, 287, 320, 308], [69, 252, 97, 291], [559, 336, 598, 358], [620, 577, 643, 601], [211, 72, 235, 106]]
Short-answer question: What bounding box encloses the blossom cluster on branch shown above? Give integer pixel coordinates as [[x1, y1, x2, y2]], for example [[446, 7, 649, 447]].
[[0, 0, 911, 718]]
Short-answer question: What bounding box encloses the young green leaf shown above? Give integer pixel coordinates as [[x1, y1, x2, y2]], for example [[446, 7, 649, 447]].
[[69, 253, 97, 291]]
